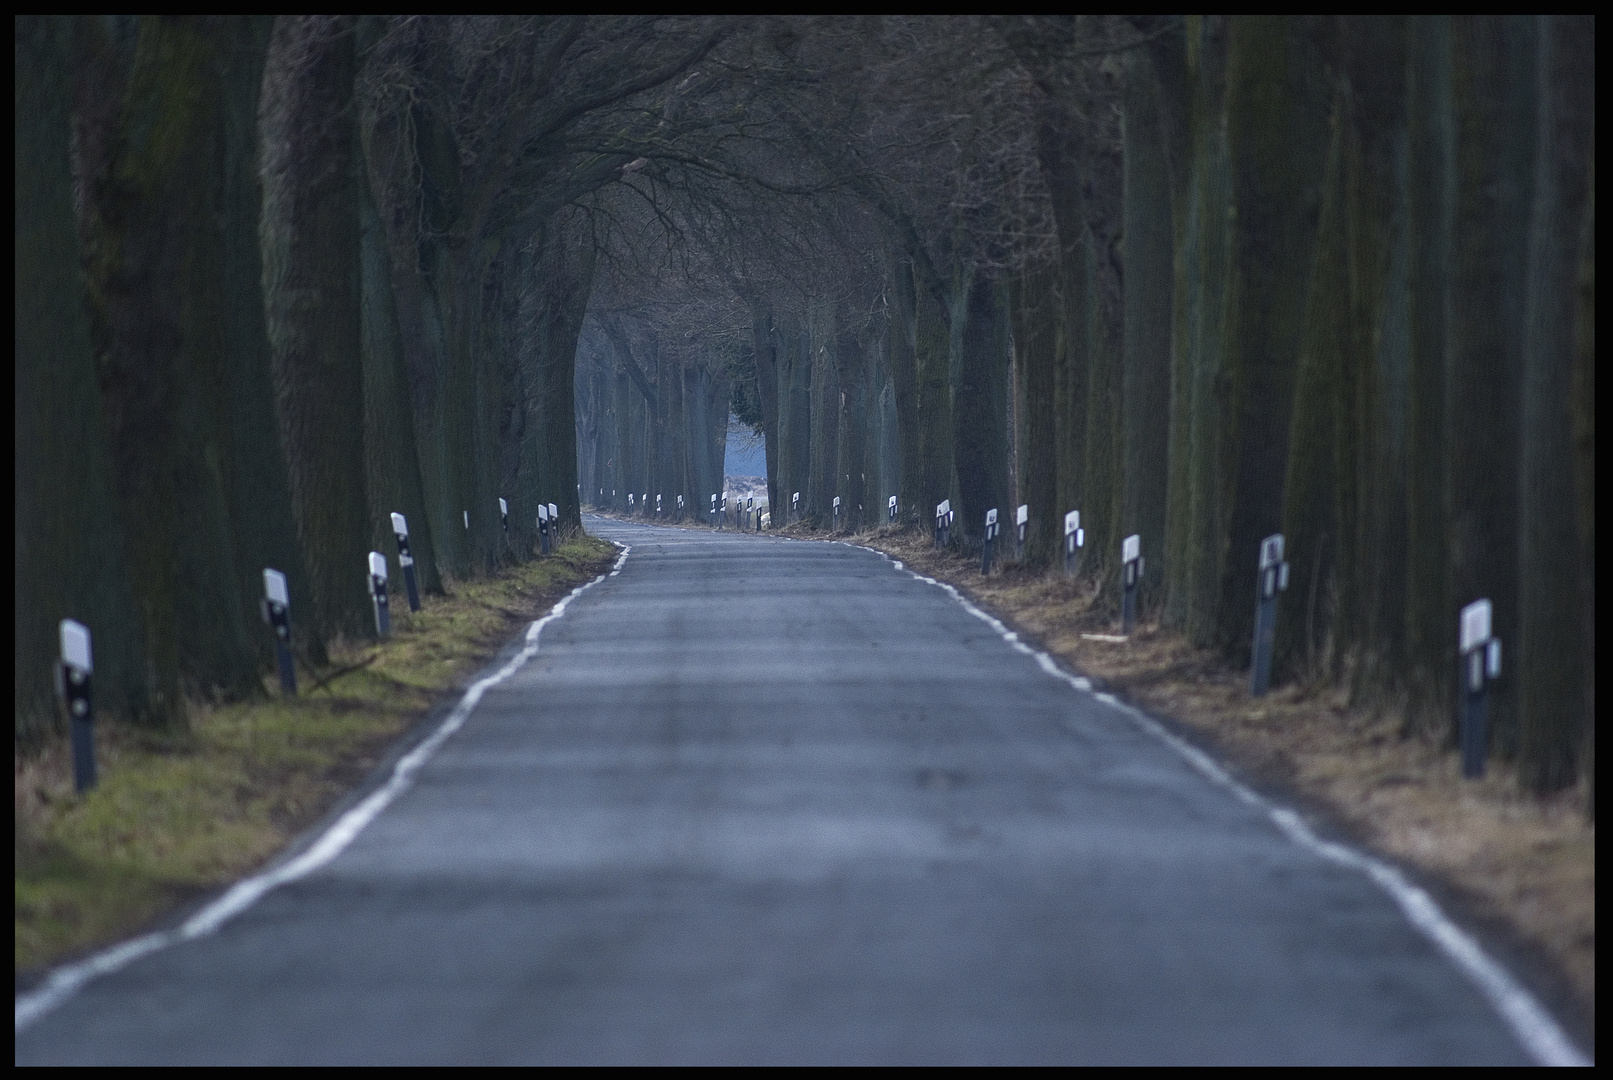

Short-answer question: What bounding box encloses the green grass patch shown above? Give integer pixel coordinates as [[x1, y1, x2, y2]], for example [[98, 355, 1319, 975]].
[[16, 534, 617, 978]]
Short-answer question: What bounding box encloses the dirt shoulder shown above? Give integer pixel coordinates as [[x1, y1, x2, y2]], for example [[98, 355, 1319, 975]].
[[16, 534, 618, 984], [849, 524, 1593, 1041]]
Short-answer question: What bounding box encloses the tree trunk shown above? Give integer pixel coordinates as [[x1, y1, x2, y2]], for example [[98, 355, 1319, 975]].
[[1402, 16, 1455, 731], [1011, 264, 1059, 564], [1182, 17, 1232, 646], [1332, 17, 1409, 692], [533, 216, 594, 530], [1209, 15, 1332, 657], [15, 15, 152, 740], [752, 304, 782, 523], [1516, 15, 1594, 793], [1122, 48, 1175, 601], [1445, 16, 1536, 756], [835, 305, 868, 531], [888, 260, 922, 524], [808, 311, 840, 523], [219, 16, 318, 656], [775, 312, 811, 517], [914, 273, 954, 525], [1037, 111, 1091, 573], [1276, 101, 1346, 683], [79, 16, 269, 702], [261, 15, 371, 639], [358, 102, 439, 591], [953, 270, 1010, 543]]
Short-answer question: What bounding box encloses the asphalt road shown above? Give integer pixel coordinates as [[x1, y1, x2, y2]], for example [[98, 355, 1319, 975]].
[[15, 517, 1545, 1063]]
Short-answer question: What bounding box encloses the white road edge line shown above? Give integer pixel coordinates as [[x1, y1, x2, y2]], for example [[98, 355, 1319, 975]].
[[854, 542, 1588, 1068], [15, 542, 632, 1035]]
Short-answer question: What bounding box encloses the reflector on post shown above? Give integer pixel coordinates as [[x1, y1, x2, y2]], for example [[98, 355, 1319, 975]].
[[368, 551, 391, 637], [60, 619, 92, 675], [390, 512, 420, 611], [262, 568, 296, 693], [1458, 598, 1499, 778], [1250, 533, 1289, 696], [58, 619, 96, 792], [1121, 534, 1142, 634]]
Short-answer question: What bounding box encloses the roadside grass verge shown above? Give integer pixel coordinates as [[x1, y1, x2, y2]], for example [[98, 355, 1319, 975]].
[[853, 523, 1594, 1030], [15, 533, 617, 981]]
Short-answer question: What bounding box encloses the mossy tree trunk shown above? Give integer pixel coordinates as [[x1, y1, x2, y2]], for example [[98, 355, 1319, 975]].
[[1276, 103, 1347, 683], [835, 305, 869, 531], [1083, 180, 1125, 594], [1516, 15, 1594, 793], [78, 16, 272, 701], [1036, 112, 1091, 574], [807, 310, 840, 523], [358, 102, 438, 592], [1209, 15, 1331, 657], [260, 15, 372, 641], [775, 311, 812, 517], [218, 16, 318, 655], [1569, 145, 1593, 817], [1121, 47, 1175, 603], [1332, 17, 1409, 692], [952, 269, 1011, 544], [888, 259, 923, 525], [913, 272, 955, 527], [1443, 17, 1535, 755], [1010, 262, 1059, 565], [15, 15, 152, 741], [531, 217, 595, 531], [1181, 18, 1233, 647], [1401, 16, 1455, 731]]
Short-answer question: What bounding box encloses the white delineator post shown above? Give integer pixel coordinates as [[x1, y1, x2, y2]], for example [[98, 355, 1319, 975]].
[[1064, 510, 1084, 575], [983, 508, 999, 573], [791, 491, 800, 524], [1122, 534, 1142, 634], [58, 619, 96, 793], [1459, 599, 1502, 779], [1250, 533, 1290, 697], [262, 568, 296, 693], [935, 499, 951, 549], [832, 496, 841, 530], [390, 512, 421, 612], [368, 551, 391, 638], [888, 495, 898, 524], [1015, 504, 1029, 561], [498, 497, 508, 537], [537, 503, 550, 556]]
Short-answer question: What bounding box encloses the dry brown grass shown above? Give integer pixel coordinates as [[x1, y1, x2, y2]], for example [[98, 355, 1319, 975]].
[[856, 524, 1594, 1025]]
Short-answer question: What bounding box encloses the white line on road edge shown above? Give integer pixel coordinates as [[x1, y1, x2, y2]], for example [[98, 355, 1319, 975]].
[[857, 544, 1588, 1067], [15, 543, 632, 1034]]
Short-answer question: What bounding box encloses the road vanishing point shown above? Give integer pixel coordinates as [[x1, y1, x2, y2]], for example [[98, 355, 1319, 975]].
[[15, 517, 1565, 1064]]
